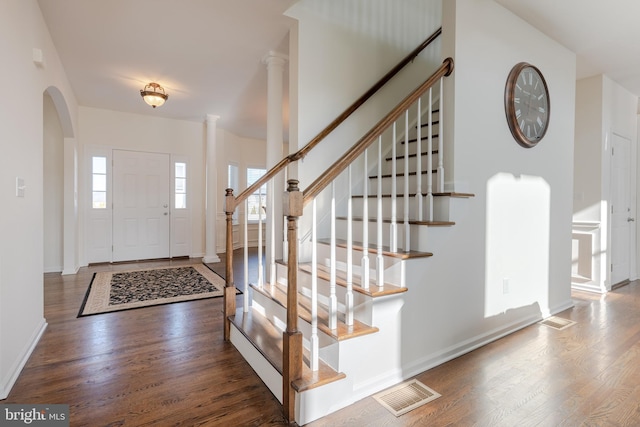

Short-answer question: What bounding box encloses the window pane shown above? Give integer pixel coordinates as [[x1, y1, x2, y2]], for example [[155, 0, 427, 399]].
[[93, 174, 106, 192], [175, 193, 186, 209], [175, 177, 186, 193], [92, 191, 106, 209], [247, 168, 267, 221], [175, 162, 186, 178], [228, 164, 238, 192], [93, 156, 106, 174]]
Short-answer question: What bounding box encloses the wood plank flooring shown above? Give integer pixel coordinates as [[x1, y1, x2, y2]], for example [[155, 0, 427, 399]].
[[4, 254, 640, 426]]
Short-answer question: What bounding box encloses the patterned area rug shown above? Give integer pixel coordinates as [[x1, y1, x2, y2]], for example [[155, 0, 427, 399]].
[[78, 264, 230, 317]]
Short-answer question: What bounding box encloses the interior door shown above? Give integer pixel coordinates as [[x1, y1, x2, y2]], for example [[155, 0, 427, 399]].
[[610, 134, 632, 286], [112, 150, 170, 262]]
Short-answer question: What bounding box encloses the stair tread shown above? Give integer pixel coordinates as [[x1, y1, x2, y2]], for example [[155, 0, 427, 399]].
[[335, 216, 455, 226], [419, 119, 440, 127], [352, 191, 475, 199], [385, 150, 439, 161], [318, 238, 433, 259], [297, 262, 408, 297], [369, 170, 437, 179], [401, 134, 439, 144], [230, 308, 346, 392], [251, 283, 379, 341]]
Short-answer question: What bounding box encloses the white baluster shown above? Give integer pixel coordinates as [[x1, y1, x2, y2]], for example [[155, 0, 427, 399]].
[[404, 110, 411, 252], [438, 77, 445, 192], [311, 199, 319, 371], [361, 149, 370, 290], [257, 184, 264, 287], [269, 180, 276, 286], [427, 88, 434, 222], [244, 199, 249, 313], [329, 182, 338, 330], [390, 122, 398, 252], [376, 136, 384, 288], [346, 166, 354, 326], [416, 97, 423, 222]]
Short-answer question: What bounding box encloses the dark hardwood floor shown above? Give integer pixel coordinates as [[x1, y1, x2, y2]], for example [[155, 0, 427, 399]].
[[4, 253, 640, 426]]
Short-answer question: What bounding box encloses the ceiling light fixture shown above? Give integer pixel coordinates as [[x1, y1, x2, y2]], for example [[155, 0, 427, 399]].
[[140, 82, 168, 108]]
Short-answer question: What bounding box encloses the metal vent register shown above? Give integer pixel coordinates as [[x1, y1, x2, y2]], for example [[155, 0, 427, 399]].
[[373, 379, 441, 417], [539, 316, 577, 330]]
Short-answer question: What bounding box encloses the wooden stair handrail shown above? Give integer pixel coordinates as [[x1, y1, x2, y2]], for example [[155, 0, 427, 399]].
[[303, 57, 454, 204], [231, 27, 443, 209]]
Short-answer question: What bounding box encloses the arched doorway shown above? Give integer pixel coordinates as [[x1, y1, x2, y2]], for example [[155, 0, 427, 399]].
[[43, 86, 77, 275]]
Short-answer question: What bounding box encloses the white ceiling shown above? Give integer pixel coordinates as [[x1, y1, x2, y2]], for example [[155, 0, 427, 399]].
[[38, 1, 640, 142], [495, 0, 640, 99], [37, 0, 297, 140]]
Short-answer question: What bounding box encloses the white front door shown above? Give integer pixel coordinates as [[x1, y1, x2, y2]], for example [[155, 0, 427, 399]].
[[610, 134, 632, 286], [112, 150, 170, 262]]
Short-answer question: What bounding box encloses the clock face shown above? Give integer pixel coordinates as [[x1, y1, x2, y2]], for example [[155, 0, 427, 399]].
[[505, 62, 550, 148]]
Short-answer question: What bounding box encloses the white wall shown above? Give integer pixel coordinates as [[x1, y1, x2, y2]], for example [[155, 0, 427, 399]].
[[287, 0, 443, 189], [398, 0, 575, 374], [0, 0, 78, 399], [78, 107, 206, 262], [43, 93, 64, 272]]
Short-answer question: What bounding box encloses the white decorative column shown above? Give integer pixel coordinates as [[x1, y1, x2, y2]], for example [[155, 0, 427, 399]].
[[262, 51, 288, 282], [62, 137, 78, 275], [203, 114, 221, 263]]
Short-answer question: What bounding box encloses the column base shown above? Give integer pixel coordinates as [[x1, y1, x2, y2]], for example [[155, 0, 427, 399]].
[[202, 254, 221, 264]]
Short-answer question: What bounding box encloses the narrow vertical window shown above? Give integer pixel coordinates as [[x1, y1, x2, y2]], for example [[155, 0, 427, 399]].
[[175, 162, 187, 209], [247, 168, 266, 222], [92, 156, 107, 209]]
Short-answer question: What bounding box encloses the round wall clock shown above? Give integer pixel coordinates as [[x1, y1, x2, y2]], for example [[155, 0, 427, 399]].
[[504, 62, 550, 148]]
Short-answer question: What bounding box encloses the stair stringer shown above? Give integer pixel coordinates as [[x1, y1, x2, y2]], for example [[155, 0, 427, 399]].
[[295, 291, 409, 425]]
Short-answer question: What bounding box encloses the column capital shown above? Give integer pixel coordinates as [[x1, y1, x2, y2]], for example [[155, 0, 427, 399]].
[[262, 51, 289, 68], [206, 114, 220, 124]]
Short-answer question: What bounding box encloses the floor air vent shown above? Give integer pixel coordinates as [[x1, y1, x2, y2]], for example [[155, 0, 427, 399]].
[[539, 316, 576, 330], [373, 379, 441, 417]]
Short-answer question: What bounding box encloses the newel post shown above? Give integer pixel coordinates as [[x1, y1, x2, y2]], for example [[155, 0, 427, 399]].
[[223, 188, 237, 342], [282, 179, 303, 422]]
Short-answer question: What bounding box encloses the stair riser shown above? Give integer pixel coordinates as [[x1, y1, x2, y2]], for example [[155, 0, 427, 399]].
[[368, 172, 440, 195], [383, 151, 440, 175], [333, 218, 431, 252], [251, 289, 341, 369], [348, 195, 453, 222], [315, 243, 407, 285], [274, 262, 375, 325]]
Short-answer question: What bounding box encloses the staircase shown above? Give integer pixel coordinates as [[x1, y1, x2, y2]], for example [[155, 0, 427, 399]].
[[220, 34, 464, 423]]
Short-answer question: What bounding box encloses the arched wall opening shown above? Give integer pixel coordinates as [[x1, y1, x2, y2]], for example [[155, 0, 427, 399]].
[[43, 86, 78, 275]]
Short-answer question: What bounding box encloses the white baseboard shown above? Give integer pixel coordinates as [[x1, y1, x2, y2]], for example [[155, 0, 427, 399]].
[[44, 265, 63, 274], [572, 282, 607, 294], [61, 266, 80, 276], [0, 319, 48, 400]]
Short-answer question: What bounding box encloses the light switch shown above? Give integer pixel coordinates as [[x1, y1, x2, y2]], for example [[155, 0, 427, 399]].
[[16, 177, 25, 197]]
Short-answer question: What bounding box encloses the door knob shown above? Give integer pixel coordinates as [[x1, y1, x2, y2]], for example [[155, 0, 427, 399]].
[[628, 217, 635, 222], [164, 212, 169, 216]]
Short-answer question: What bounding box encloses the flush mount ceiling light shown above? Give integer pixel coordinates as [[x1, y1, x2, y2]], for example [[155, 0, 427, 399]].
[[140, 82, 168, 108]]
